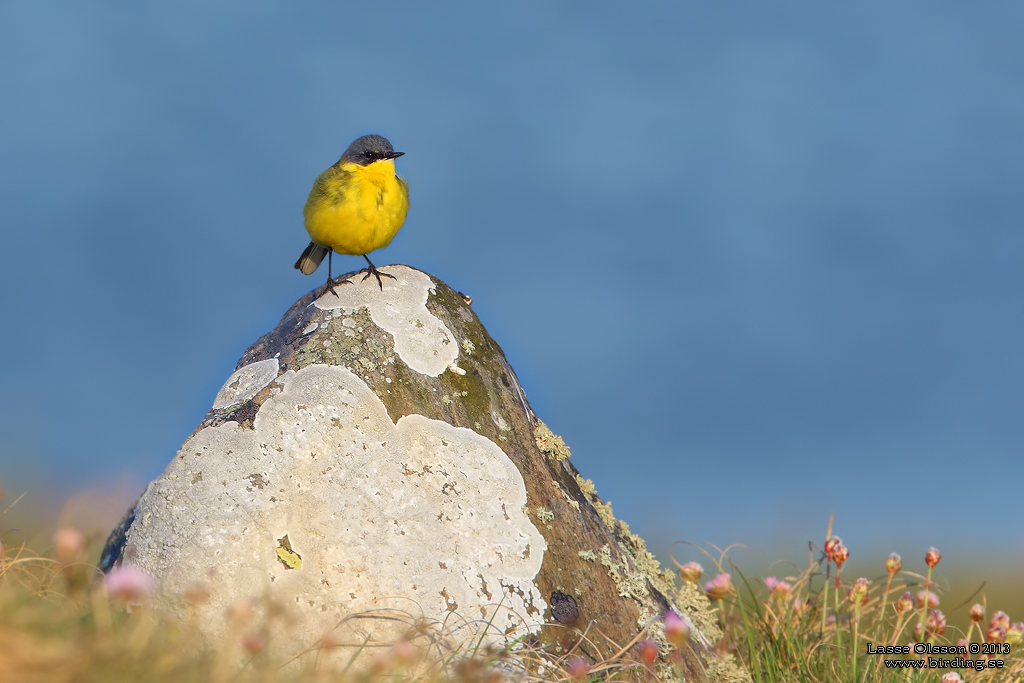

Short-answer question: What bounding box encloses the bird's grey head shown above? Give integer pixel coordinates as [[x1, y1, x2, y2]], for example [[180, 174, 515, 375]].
[[341, 134, 404, 166]]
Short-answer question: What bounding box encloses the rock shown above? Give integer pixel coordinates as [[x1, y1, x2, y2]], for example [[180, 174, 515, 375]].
[[100, 265, 746, 682]]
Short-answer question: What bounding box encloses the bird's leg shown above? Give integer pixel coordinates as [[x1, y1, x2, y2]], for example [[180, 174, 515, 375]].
[[323, 250, 352, 297], [361, 255, 397, 291]]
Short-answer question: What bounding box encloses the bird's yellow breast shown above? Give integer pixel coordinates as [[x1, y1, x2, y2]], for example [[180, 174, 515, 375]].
[[303, 159, 409, 256]]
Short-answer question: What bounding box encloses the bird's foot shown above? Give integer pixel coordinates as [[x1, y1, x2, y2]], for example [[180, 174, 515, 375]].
[[323, 276, 353, 298], [361, 263, 397, 291]]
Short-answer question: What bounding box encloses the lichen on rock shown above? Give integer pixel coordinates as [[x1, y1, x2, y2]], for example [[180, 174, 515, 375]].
[[100, 265, 738, 682]]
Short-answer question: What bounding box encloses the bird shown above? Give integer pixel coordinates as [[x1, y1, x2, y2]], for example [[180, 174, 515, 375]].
[[294, 134, 410, 292]]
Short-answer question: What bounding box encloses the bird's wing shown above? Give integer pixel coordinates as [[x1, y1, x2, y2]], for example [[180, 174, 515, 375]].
[[397, 174, 409, 202], [306, 164, 353, 208]]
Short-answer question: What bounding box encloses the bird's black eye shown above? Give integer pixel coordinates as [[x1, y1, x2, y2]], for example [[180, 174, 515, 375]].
[[364, 151, 374, 159]]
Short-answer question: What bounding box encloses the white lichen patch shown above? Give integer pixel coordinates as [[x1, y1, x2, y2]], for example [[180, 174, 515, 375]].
[[123, 364, 547, 658], [313, 265, 458, 377], [212, 358, 280, 410]]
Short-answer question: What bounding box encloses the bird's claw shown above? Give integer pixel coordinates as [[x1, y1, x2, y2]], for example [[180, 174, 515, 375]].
[[323, 277, 353, 298], [361, 265, 397, 291]]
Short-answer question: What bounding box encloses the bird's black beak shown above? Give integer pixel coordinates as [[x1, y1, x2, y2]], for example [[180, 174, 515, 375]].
[[385, 151, 405, 159]]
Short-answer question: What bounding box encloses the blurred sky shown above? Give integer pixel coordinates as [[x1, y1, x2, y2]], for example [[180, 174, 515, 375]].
[[1, 2, 1022, 572]]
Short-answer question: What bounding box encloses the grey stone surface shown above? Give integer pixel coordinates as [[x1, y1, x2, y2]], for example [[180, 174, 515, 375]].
[[102, 265, 744, 681]]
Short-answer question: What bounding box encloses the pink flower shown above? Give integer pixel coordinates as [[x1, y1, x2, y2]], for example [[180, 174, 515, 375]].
[[703, 573, 732, 599], [990, 610, 1010, 630], [987, 625, 1006, 643], [679, 561, 704, 584], [925, 610, 947, 636], [104, 564, 154, 601], [831, 543, 849, 568], [895, 591, 914, 614], [566, 656, 589, 682], [391, 640, 417, 665], [242, 631, 266, 655], [848, 578, 870, 606], [771, 580, 792, 600], [638, 640, 658, 666], [969, 603, 985, 623], [925, 546, 941, 568], [885, 552, 902, 576], [824, 536, 841, 558], [940, 672, 963, 683], [53, 528, 86, 563], [663, 610, 690, 647], [916, 590, 939, 609], [764, 576, 779, 591]]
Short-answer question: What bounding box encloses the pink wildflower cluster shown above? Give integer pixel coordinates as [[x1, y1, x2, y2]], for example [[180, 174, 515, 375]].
[[986, 610, 1024, 644], [703, 573, 732, 599], [764, 576, 793, 600], [847, 578, 870, 607], [103, 564, 155, 601], [678, 561, 703, 584], [663, 610, 691, 646]]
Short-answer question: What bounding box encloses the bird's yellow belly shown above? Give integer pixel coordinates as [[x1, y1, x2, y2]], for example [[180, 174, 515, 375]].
[[304, 172, 408, 256]]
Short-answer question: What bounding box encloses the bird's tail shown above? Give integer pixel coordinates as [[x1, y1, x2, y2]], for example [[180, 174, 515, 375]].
[[294, 242, 329, 275]]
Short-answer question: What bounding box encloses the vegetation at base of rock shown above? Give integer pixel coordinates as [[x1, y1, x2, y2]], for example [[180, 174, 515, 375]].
[[0, 531, 679, 683], [685, 518, 1024, 683], [9, 511, 1021, 682]]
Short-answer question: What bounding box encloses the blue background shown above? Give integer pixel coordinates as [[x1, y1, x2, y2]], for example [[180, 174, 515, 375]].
[[1, 2, 1021, 584]]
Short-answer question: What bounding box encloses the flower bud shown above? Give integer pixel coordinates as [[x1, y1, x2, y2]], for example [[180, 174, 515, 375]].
[[663, 610, 690, 647], [1006, 622, 1024, 644], [987, 625, 1006, 643], [242, 631, 266, 655], [391, 640, 417, 666], [567, 656, 589, 683], [925, 610, 947, 636], [638, 640, 659, 666], [53, 528, 86, 564], [925, 546, 941, 568], [703, 573, 732, 600], [885, 552, 902, 576], [969, 603, 985, 623], [824, 536, 841, 558], [916, 590, 939, 609], [848, 578, 870, 606], [831, 543, 849, 568], [319, 631, 343, 650], [103, 564, 155, 601], [940, 672, 963, 683], [679, 561, 703, 584], [895, 591, 914, 614], [226, 600, 253, 626], [990, 610, 1010, 630]]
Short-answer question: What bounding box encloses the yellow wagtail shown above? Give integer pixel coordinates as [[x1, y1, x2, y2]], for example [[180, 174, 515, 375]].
[[294, 134, 410, 291]]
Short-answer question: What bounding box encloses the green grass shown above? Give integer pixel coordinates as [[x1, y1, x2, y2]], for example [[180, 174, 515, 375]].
[[3, 498, 1022, 683], [684, 516, 1023, 682]]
